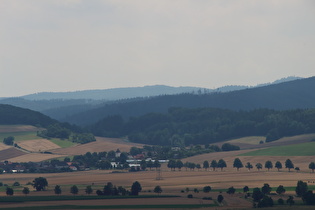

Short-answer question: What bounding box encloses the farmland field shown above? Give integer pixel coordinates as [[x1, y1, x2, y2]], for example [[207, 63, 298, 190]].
[[50, 137, 144, 156], [0, 148, 26, 160], [240, 141, 315, 156], [1, 165, 315, 209]]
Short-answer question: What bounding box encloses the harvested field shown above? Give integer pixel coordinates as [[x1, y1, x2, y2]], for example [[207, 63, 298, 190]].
[[1, 167, 315, 209], [0, 143, 11, 150], [17, 139, 61, 152], [220, 134, 315, 150], [0, 147, 26, 161], [7, 153, 66, 162], [0, 125, 40, 133], [50, 137, 144, 155]]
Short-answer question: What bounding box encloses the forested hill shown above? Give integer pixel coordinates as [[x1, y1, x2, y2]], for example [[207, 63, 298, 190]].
[[0, 104, 57, 127], [90, 107, 315, 146], [64, 76, 315, 125]]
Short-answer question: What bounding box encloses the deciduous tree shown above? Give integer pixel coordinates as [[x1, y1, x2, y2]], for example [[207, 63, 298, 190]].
[[32, 177, 48, 191], [265, 161, 273, 171], [285, 159, 294, 172], [276, 185, 285, 195], [54, 185, 62, 195], [154, 186, 162, 195], [70, 185, 79, 195], [233, 158, 243, 171], [131, 181, 142, 196], [275, 161, 282, 171], [309, 162, 315, 173]]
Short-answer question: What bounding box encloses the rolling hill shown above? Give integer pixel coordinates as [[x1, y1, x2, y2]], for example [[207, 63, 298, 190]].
[[0, 104, 57, 127], [62, 76, 315, 125]]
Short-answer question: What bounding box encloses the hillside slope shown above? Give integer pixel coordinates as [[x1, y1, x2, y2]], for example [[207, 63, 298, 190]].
[[64, 76, 315, 125], [0, 104, 57, 126]]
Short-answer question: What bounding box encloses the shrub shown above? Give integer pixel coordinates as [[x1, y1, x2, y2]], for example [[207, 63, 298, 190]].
[[187, 194, 193, 198], [13, 182, 20, 187]]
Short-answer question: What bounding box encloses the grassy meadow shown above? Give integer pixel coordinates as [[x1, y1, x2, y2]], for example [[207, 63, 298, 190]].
[[240, 141, 315, 156]]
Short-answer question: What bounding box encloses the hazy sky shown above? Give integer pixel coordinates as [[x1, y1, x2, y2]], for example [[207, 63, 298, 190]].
[[1, 0, 314, 97]]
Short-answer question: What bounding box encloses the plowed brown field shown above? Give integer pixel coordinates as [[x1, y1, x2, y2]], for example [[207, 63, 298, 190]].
[[0, 147, 27, 161]]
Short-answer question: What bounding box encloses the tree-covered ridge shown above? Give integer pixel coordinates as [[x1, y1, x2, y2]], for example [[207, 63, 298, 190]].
[[63, 76, 315, 125], [91, 108, 315, 146], [0, 104, 57, 127], [0, 104, 95, 144]]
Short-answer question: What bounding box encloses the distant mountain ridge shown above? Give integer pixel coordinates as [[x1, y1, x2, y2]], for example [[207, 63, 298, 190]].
[[14, 76, 302, 101], [62, 76, 315, 125]]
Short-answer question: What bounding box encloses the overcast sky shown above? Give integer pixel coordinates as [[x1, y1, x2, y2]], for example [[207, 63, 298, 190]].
[[1, 0, 314, 97]]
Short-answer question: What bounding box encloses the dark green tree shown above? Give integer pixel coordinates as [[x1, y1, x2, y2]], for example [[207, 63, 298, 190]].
[[243, 186, 249, 193], [245, 162, 253, 171], [257, 195, 274, 208], [32, 177, 48, 191], [295, 180, 307, 197], [227, 186, 235, 195], [22, 187, 30, 196], [140, 160, 147, 170], [154, 160, 161, 169], [167, 159, 176, 171], [6, 187, 14, 196], [256, 163, 262, 171], [210, 160, 218, 171], [309, 162, 315, 173], [264, 161, 273, 171], [203, 186, 211, 193], [275, 161, 282, 172], [276, 185, 286, 195], [54, 185, 62, 195], [217, 159, 226, 171], [103, 182, 114, 196], [3, 136, 14, 145], [233, 158, 243, 171], [131, 181, 142, 196], [217, 194, 224, 204], [70, 185, 79, 195], [286, 196, 295, 206], [176, 160, 184, 171], [154, 185, 162, 195], [203, 160, 209, 171], [252, 187, 264, 202], [285, 159, 294, 172], [261, 183, 272, 195], [85, 185, 93, 195]]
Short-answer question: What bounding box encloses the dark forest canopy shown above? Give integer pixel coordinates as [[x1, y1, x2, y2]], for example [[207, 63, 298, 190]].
[[0, 104, 95, 144], [63, 76, 315, 125], [90, 107, 315, 146], [0, 104, 57, 127]]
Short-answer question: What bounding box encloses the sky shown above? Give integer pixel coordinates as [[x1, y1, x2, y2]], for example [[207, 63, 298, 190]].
[[0, 0, 314, 97]]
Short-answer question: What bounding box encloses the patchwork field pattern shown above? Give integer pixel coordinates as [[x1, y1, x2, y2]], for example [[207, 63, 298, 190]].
[[17, 139, 61, 152], [0, 148, 26, 161]]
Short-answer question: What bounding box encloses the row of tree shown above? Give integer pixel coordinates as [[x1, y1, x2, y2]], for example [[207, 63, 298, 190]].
[[166, 158, 315, 173]]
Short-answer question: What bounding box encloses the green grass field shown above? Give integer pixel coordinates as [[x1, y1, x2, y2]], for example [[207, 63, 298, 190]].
[[0, 131, 41, 142], [239, 142, 315, 156], [50, 139, 77, 148], [227, 136, 265, 145]]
